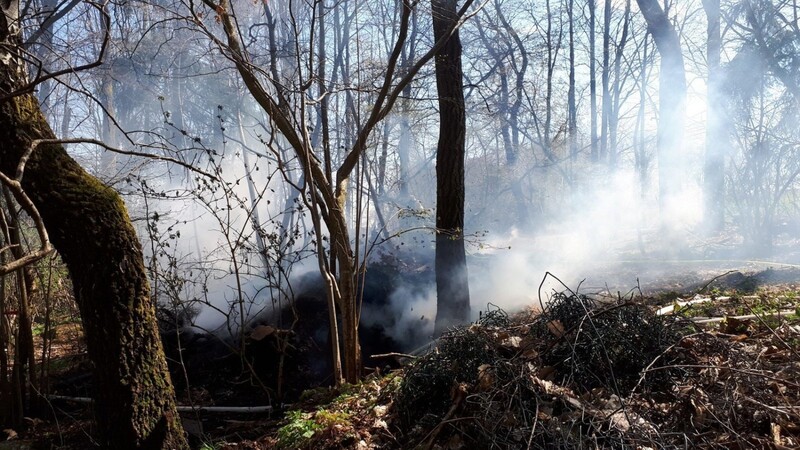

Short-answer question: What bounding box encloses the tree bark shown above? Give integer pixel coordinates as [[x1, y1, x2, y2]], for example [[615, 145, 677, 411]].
[[431, 0, 470, 335], [0, 3, 187, 447]]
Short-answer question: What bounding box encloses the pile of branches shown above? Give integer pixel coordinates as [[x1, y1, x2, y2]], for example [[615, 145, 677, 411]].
[[641, 325, 800, 447], [531, 291, 683, 394], [392, 290, 800, 448]]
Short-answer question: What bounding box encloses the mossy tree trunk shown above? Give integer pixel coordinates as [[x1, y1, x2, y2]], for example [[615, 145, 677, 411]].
[[0, 3, 188, 448]]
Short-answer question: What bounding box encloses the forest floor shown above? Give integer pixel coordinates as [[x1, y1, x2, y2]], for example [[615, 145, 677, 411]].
[[4, 264, 800, 449]]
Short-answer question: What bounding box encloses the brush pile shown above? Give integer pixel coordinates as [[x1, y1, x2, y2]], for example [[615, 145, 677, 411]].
[[393, 291, 800, 449], [16, 275, 800, 448]]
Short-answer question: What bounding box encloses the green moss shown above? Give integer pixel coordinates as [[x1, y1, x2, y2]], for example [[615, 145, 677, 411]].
[[12, 94, 42, 122]]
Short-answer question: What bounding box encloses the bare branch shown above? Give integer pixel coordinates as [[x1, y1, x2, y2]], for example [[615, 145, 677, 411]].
[[0, 174, 53, 276], [0, 1, 110, 102], [336, 0, 484, 188], [19, 138, 219, 182]]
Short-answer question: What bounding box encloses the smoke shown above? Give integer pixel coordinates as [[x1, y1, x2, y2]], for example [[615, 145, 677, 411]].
[[363, 283, 436, 350], [36, 0, 800, 351]]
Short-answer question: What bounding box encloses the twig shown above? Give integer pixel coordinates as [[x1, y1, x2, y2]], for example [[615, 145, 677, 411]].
[[697, 270, 736, 294], [739, 296, 800, 361], [370, 352, 417, 360], [24, 138, 218, 182], [421, 384, 467, 450], [742, 396, 800, 419], [643, 364, 800, 389]]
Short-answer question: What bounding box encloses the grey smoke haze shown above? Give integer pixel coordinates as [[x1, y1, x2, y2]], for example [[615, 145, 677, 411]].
[[29, 0, 800, 343], [123, 77, 780, 344]]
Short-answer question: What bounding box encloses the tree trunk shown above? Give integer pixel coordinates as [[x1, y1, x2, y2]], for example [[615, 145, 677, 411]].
[[568, 0, 578, 161], [634, 33, 652, 254], [0, 251, 8, 424], [396, 6, 416, 225], [702, 0, 725, 232], [635, 0, 687, 216], [431, 0, 470, 335], [335, 254, 360, 383], [31, 0, 58, 119], [601, 0, 612, 162], [609, 0, 632, 169], [0, 4, 187, 447]]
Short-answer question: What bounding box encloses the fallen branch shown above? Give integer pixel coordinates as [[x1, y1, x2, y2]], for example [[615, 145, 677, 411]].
[[370, 352, 417, 360], [46, 395, 275, 413], [692, 310, 797, 324], [742, 396, 800, 419], [655, 296, 735, 316]]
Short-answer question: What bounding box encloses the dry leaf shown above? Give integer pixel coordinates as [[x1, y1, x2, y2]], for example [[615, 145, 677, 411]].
[[719, 316, 750, 334], [249, 325, 275, 341], [445, 433, 465, 449], [373, 405, 387, 417], [607, 411, 631, 431], [522, 348, 539, 359], [501, 336, 522, 348], [769, 381, 787, 394], [477, 364, 494, 390], [547, 320, 566, 338], [764, 345, 781, 355], [772, 423, 782, 446]]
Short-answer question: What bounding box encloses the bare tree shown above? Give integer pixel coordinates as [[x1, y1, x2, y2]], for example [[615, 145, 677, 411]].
[[608, 0, 632, 169], [601, 0, 612, 162], [191, 0, 477, 383], [568, 0, 578, 161]]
